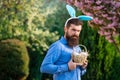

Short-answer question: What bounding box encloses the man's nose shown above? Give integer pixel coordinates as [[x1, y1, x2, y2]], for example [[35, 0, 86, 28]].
[[73, 31, 78, 35]]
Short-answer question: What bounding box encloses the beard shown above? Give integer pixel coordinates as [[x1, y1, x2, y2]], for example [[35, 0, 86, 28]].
[[66, 32, 79, 47]]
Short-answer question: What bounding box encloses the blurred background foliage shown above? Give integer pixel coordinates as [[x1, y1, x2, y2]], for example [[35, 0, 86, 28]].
[[0, 0, 120, 80], [0, 39, 29, 80]]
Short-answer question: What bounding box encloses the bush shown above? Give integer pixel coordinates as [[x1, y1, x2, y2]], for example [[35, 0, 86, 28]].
[[0, 39, 29, 80]]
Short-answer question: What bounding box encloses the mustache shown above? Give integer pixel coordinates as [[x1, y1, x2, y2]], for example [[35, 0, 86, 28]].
[[71, 35, 79, 38]]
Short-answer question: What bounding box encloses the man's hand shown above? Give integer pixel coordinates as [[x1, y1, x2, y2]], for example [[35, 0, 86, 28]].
[[81, 60, 88, 69], [68, 59, 88, 70], [68, 59, 77, 70], [75, 60, 88, 69]]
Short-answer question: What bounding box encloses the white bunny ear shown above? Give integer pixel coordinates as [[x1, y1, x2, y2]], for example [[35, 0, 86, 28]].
[[66, 5, 76, 17]]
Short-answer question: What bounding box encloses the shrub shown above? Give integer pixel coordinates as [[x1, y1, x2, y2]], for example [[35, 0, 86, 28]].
[[0, 39, 29, 80]]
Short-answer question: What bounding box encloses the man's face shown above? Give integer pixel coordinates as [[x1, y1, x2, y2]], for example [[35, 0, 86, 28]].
[[64, 24, 82, 47]]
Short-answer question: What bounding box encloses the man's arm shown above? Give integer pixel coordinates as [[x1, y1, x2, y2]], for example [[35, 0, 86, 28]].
[[80, 60, 88, 75], [40, 43, 69, 74]]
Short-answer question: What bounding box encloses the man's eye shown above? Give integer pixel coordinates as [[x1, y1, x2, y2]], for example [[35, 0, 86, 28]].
[[72, 29, 76, 31]]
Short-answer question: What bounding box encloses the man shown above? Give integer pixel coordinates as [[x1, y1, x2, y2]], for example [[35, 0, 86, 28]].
[[40, 18, 88, 80]]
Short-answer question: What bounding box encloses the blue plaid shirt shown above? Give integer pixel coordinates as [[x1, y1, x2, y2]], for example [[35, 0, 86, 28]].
[[40, 36, 86, 80]]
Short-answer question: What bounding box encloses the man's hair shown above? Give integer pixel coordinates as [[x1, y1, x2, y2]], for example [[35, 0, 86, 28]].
[[65, 18, 83, 28]]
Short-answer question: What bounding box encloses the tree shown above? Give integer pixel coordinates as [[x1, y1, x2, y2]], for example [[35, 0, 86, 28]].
[[0, 0, 60, 80]]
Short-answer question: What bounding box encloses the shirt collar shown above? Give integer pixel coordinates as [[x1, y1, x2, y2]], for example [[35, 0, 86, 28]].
[[60, 36, 68, 45]]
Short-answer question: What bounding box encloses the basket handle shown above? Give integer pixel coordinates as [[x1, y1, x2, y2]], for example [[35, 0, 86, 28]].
[[79, 44, 87, 52]]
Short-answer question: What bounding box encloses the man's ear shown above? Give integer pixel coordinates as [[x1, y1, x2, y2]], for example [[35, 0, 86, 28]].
[[64, 26, 67, 33]]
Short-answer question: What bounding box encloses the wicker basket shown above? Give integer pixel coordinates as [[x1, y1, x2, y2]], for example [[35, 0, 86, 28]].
[[72, 44, 89, 64]]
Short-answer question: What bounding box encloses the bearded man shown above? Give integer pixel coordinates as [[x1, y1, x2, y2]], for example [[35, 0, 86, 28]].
[[40, 18, 88, 80]]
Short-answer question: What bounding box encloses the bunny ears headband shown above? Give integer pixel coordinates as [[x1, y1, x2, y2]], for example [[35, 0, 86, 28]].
[[65, 4, 93, 26]]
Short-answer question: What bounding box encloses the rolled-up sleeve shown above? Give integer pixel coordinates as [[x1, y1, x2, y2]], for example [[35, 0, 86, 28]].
[[79, 66, 86, 75], [40, 43, 69, 74], [81, 69, 86, 75]]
